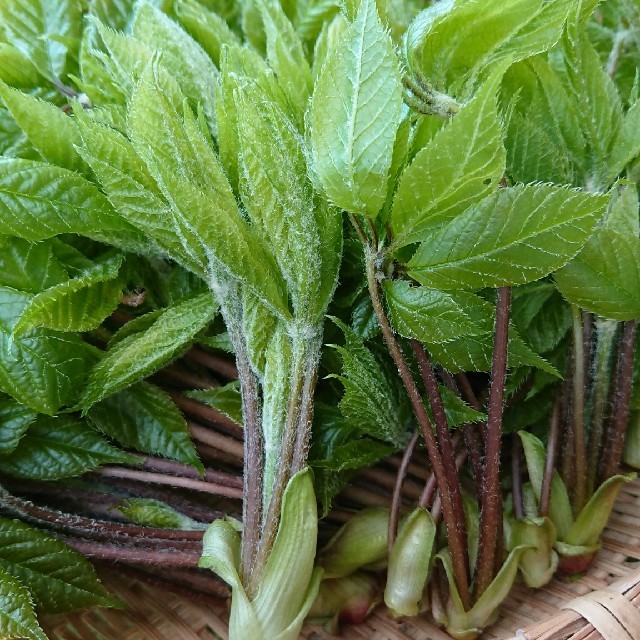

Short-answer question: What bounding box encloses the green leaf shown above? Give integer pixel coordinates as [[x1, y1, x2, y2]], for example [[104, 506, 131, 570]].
[[0, 396, 36, 455], [0, 287, 94, 414], [604, 181, 639, 237], [408, 184, 608, 291], [383, 280, 479, 344], [606, 100, 640, 185], [259, 0, 312, 123], [559, 27, 623, 188], [432, 386, 485, 427], [0, 44, 41, 88], [0, 237, 67, 294], [91, 0, 137, 31], [555, 229, 640, 321], [13, 253, 124, 335], [87, 382, 202, 471], [114, 498, 202, 530], [0, 158, 157, 254], [174, 0, 241, 68], [233, 78, 341, 322], [311, 438, 395, 471], [390, 71, 506, 248], [0, 0, 81, 78], [132, 1, 218, 134], [503, 56, 586, 185], [0, 82, 86, 174], [80, 292, 217, 408], [0, 517, 119, 613], [75, 113, 205, 278], [0, 415, 135, 480], [404, 0, 575, 96], [0, 566, 47, 640], [128, 60, 290, 318], [309, 0, 403, 218], [329, 318, 410, 446], [186, 382, 243, 426], [423, 292, 559, 376]]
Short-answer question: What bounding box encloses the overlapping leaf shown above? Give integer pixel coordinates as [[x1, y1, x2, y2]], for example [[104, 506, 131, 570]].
[[0, 517, 119, 612], [80, 292, 217, 408], [0, 566, 47, 640], [309, 0, 403, 218], [87, 382, 202, 471], [0, 415, 135, 479], [408, 184, 608, 290]]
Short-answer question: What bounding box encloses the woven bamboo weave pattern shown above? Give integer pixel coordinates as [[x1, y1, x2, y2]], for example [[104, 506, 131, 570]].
[[42, 479, 640, 640]]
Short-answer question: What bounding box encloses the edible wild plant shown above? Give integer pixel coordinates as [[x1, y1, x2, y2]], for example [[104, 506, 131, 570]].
[[0, 1, 638, 640]]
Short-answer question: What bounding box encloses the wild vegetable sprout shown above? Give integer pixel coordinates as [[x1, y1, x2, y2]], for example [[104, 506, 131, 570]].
[[0, 0, 638, 639]]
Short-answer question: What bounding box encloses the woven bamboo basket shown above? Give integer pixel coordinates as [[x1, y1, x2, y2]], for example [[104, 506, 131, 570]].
[[41, 478, 640, 640]]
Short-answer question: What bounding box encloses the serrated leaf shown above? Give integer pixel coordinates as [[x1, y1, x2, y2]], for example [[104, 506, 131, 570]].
[[0, 396, 36, 455], [115, 498, 202, 530], [408, 184, 608, 290], [0, 415, 135, 479], [91, 0, 137, 31], [0, 237, 68, 294], [559, 27, 623, 188], [390, 72, 506, 248], [309, 0, 403, 218], [80, 292, 217, 408], [128, 60, 290, 318], [75, 113, 205, 278], [512, 283, 571, 354], [329, 318, 410, 445], [259, 0, 312, 123], [87, 382, 202, 471], [432, 386, 485, 427], [0, 158, 157, 255], [504, 56, 586, 185], [0, 44, 41, 88], [0, 82, 86, 174], [422, 292, 559, 375], [382, 280, 479, 344], [174, 0, 241, 68], [132, 2, 218, 134], [13, 253, 124, 335], [186, 382, 243, 426], [0, 517, 119, 613], [606, 100, 640, 185], [311, 438, 395, 471], [0, 287, 94, 414], [233, 79, 341, 322], [604, 181, 639, 237], [555, 229, 640, 321], [404, 0, 575, 96], [0, 566, 47, 640], [0, 0, 81, 79]]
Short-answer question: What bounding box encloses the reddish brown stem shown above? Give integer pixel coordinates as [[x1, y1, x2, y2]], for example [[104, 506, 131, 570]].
[[412, 339, 469, 579], [138, 457, 243, 489], [389, 430, 419, 554], [187, 347, 238, 380], [188, 421, 244, 459], [570, 306, 587, 513], [62, 538, 202, 567], [599, 320, 638, 482], [539, 394, 562, 518], [364, 247, 471, 610], [475, 286, 511, 598], [169, 393, 243, 437], [95, 467, 243, 500]]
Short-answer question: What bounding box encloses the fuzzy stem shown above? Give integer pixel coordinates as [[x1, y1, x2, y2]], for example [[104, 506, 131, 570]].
[[389, 430, 419, 554], [475, 287, 511, 599], [62, 538, 202, 567], [539, 394, 562, 518], [412, 339, 469, 578], [95, 467, 243, 499], [248, 334, 319, 598], [599, 320, 638, 482], [586, 319, 618, 494], [364, 245, 471, 610], [571, 306, 588, 513]]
